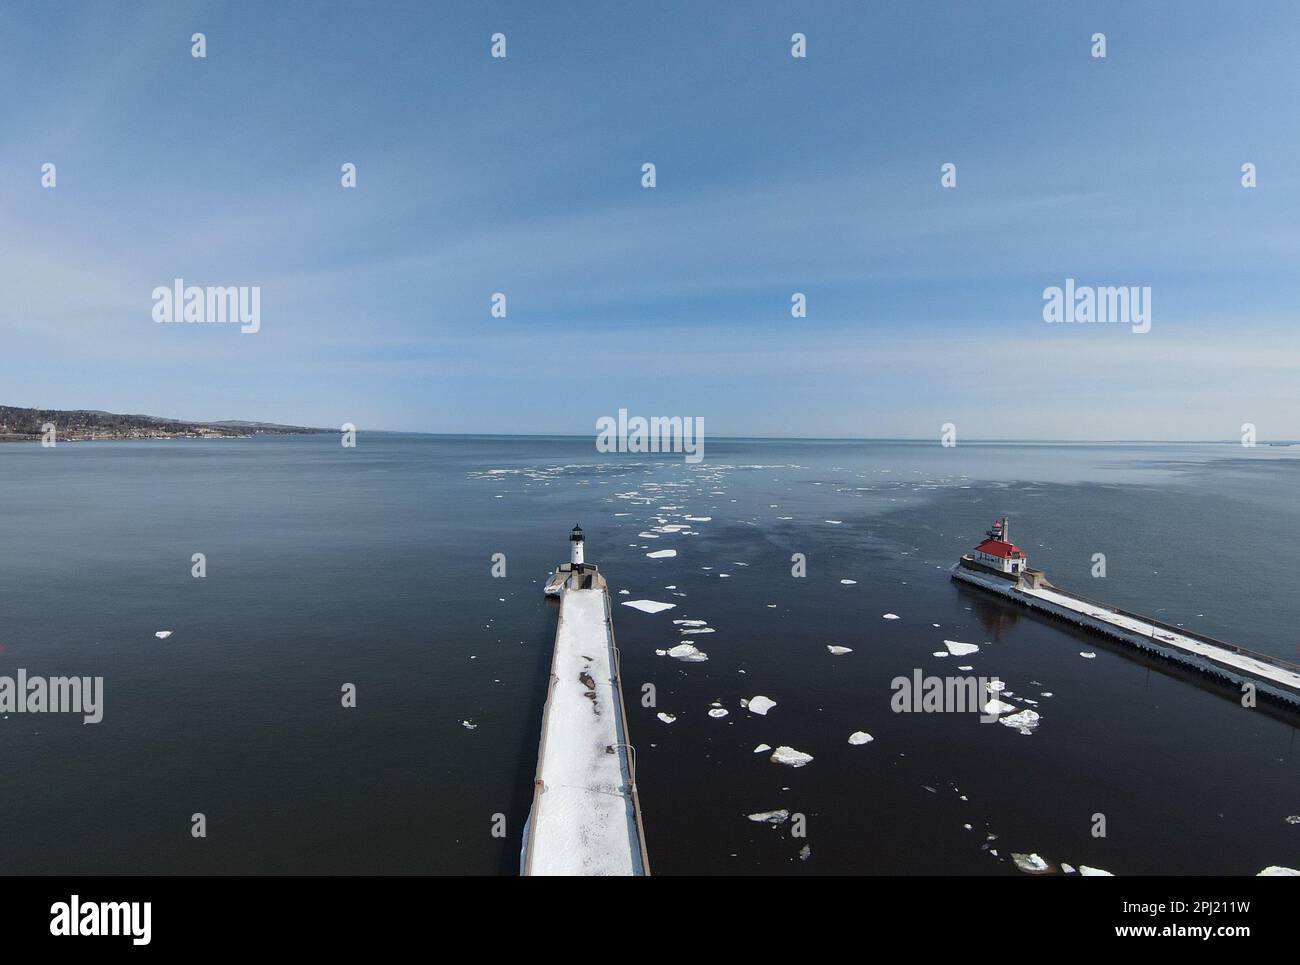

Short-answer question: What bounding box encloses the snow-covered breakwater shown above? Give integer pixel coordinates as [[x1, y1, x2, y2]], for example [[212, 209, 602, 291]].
[[521, 570, 649, 876], [952, 563, 1300, 710]]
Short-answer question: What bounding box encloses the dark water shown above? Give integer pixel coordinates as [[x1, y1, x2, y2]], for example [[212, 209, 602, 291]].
[[1, 435, 1297, 874]]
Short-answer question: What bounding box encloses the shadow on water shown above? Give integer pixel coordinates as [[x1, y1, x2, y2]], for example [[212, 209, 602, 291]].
[[496, 593, 561, 876]]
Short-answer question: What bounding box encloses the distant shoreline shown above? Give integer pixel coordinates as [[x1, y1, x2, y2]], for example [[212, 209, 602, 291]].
[[0, 431, 327, 444]]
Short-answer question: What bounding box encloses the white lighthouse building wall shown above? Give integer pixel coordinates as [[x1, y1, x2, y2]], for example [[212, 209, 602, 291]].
[[572, 539, 584, 566], [975, 549, 1011, 572]]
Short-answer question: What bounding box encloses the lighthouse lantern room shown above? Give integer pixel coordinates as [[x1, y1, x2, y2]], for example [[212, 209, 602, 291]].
[[972, 517, 1027, 574]]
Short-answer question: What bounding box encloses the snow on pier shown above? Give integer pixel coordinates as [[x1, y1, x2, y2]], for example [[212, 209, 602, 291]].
[[522, 571, 648, 876], [953, 562, 1300, 707]]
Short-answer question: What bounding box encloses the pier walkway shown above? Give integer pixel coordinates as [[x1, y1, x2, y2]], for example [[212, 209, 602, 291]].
[[953, 560, 1300, 708], [1023, 583, 1300, 696], [521, 571, 648, 876]]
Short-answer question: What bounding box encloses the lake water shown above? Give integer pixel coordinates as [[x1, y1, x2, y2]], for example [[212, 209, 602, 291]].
[[1, 435, 1296, 874]]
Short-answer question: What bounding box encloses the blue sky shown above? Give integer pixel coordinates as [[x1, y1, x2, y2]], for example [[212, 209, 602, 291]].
[[2, 1, 1298, 439]]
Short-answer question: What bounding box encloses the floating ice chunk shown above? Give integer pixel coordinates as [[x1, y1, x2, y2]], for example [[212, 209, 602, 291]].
[[679, 627, 713, 635], [618, 589, 630, 595], [944, 640, 979, 656], [825, 520, 843, 525], [840, 579, 857, 585], [1079, 651, 1096, 659], [664, 643, 708, 662], [932, 651, 948, 657], [155, 631, 173, 639], [747, 809, 790, 824], [461, 720, 477, 730], [1061, 863, 1076, 874], [673, 619, 708, 626], [999, 709, 1041, 734], [684, 516, 712, 522], [848, 731, 873, 745], [1012, 853, 1051, 874], [708, 708, 729, 718], [753, 743, 772, 753], [770, 746, 814, 767], [1078, 865, 1113, 876], [637, 532, 660, 539], [983, 699, 1017, 716], [747, 696, 776, 716], [1286, 815, 1300, 824], [957, 665, 973, 671], [827, 645, 853, 655], [1258, 866, 1300, 876], [622, 600, 676, 614], [657, 713, 676, 724], [646, 549, 677, 559], [987, 680, 1006, 692], [882, 613, 900, 620]]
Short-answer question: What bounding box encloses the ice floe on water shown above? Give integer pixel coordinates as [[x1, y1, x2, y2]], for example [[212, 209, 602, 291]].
[[659, 643, 708, 662], [746, 695, 776, 716], [1259, 866, 1300, 875], [882, 613, 900, 620], [944, 640, 979, 656], [684, 515, 711, 522], [1079, 651, 1096, 659], [657, 713, 676, 724], [646, 549, 677, 559], [999, 709, 1041, 735], [461, 720, 477, 730], [827, 645, 853, 655], [840, 579, 857, 585], [674, 619, 708, 626], [1012, 853, 1052, 874], [708, 708, 729, 719], [1078, 865, 1113, 876], [825, 520, 842, 525], [769, 746, 814, 767], [747, 809, 790, 824], [983, 699, 1017, 716], [753, 743, 772, 753], [848, 731, 874, 745], [987, 680, 1006, 692], [155, 631, 173, 639], [622, 599, 676, 614]]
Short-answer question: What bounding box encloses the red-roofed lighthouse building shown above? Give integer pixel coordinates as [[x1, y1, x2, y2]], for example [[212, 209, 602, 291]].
[[971, 517, 1027, 575]]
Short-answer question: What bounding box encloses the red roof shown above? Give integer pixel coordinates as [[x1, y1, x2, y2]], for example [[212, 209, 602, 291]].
[[974, 539, 1024, 559]]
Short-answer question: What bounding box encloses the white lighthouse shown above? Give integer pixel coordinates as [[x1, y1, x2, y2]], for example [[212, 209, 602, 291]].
[[570, 524, 585, 566]]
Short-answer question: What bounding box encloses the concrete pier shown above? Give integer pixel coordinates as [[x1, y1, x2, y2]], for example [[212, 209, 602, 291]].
[[952, 559, 1300, 709], [521, 559, 649, 876]]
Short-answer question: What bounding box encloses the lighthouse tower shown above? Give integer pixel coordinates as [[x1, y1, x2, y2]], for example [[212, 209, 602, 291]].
[[570, 524, 585, 567]]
